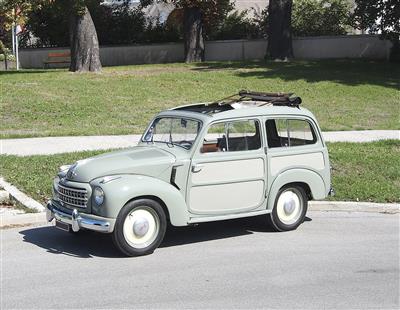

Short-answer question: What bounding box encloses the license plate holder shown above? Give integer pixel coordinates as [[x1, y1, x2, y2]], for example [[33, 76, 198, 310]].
[[55, 220, 70, 232]]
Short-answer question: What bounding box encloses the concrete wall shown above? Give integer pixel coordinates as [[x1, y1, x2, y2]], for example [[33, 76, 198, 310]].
[[19, 35, 392, 69], [293, 35, 392, 60]]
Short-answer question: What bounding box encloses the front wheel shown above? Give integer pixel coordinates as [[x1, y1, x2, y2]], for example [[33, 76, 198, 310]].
[[267, 185, 308, 232], [112, 199, 167, 256]]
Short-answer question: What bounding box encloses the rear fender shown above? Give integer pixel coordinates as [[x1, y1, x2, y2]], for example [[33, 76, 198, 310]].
[[267, 169, 326, 210]]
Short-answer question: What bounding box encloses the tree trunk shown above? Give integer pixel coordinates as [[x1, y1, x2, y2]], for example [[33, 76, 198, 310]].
[[69, 7, 102, 72], [267, 0, 293, 60], [183, 7, 204, 63]]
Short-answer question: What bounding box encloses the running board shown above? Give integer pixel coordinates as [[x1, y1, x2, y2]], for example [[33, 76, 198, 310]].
[[188, 209, 271, 224]]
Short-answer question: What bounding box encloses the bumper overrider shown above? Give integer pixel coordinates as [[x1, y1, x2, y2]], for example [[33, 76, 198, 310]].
[[46, 201, 115, 233]]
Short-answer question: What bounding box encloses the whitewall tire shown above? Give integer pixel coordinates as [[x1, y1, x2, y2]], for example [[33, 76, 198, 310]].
[[267, 185, 308, 232], [112, 199, 167, 256]]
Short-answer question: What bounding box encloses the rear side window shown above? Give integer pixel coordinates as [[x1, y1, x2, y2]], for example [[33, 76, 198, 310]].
[[202, 120, 261, 153], [266, 119, 317, 148]]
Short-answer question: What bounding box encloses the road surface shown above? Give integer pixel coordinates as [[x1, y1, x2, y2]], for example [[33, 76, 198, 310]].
[[1, 211, 399, 309]]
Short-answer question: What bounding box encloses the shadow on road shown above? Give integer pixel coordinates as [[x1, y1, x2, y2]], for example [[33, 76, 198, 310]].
[[19, 215, 312, 258]]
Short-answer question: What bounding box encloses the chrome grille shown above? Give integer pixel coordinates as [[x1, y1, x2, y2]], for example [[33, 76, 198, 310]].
[[57, 184, 88, 208]]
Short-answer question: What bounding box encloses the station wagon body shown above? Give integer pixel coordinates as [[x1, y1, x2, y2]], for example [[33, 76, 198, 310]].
[[47, 91, 333, 256]]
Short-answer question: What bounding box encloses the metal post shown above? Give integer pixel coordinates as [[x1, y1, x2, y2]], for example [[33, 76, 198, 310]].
[[11, 8, 16, 55], [11, 24, 15, 56], [15, 33, 19, 70]]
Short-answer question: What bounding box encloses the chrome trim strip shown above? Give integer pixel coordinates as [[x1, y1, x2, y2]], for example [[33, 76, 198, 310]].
[[58, 183, 87, 193], [188, 209, 271, 224]]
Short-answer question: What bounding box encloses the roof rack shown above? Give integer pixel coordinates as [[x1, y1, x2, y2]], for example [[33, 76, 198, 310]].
[[217, 90, 302, 107], [239, 90, 302, 107], [173, 90, 302, 115]]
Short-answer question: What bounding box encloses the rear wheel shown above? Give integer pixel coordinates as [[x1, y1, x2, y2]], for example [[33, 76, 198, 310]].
[[267, 185, 308, 232], [112, 199, 167, 256]]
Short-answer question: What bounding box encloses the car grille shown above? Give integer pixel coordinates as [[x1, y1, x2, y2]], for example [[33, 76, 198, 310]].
[[57, 184, 88, 208]]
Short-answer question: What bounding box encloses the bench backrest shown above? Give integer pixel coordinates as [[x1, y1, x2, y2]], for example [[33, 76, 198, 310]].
[[48, 52, 71, 58]]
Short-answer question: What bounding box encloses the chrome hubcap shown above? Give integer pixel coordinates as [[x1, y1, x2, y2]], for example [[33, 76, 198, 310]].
[[123, 207, 159, 249], [276, 189, 303, 225], [133, 217, 150, 237], [283, 198, 296, 215]]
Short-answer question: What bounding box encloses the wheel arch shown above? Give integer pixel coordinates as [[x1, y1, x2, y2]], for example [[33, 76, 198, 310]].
[[125, 195, 171, 223], [267, 168, 326, 210], [94, 174, 190, 226]]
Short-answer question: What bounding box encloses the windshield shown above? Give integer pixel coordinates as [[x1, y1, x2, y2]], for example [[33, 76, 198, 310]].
[[142, 117, 202, 150]]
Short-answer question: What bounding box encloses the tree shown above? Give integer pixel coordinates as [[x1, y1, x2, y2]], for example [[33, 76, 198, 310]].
[[292, 0, 351, 37], [0, 0, 102, 72], [142, 0, 232, 63], [69, 2, 101, 72], [353, 0, 399, 61], [267, 0, 293, 60]]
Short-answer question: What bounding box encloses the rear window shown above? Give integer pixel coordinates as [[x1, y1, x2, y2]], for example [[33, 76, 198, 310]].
[[266, 119, 317, 148]]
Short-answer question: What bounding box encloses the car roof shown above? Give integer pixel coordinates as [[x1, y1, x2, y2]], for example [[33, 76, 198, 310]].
[[156, 102, 317, 124]]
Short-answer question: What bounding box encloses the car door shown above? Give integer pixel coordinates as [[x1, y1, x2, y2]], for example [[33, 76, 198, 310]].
[[187, 119, 267, 215]]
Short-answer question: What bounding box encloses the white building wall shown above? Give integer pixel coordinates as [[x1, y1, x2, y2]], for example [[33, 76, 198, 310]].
[[19, 35, 392, 69]]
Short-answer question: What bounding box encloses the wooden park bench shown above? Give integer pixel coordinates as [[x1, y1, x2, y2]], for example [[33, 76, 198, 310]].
[[43, 51, 70, 68]]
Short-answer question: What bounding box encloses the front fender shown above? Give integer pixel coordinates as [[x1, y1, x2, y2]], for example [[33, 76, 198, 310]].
[[267, 169, 326, 210], [91, 175, 189, 226]]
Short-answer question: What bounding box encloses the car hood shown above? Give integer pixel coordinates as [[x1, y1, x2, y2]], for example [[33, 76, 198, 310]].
[[66, 146, 176, 183]]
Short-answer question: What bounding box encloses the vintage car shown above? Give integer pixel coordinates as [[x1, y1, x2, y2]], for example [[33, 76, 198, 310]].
[[46, 90, 333, 256]]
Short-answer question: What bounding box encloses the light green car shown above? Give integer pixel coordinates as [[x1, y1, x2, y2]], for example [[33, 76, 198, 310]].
[[46, 91, 333, 256]]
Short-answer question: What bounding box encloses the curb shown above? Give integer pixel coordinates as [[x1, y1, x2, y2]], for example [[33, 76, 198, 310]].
[[309, 201, 399, 214], [0, 211, 47, 229], [0, 177, 45, 212]]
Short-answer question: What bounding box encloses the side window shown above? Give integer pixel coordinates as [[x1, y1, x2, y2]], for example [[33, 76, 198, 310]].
[[266, 119, 317, 148], [289, 119, 315, 146], [201, 120, 261, 153], [202, 123, 226, 153]]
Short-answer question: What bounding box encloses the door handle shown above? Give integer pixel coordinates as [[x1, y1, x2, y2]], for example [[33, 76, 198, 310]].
[[192, 164, 204, 173]]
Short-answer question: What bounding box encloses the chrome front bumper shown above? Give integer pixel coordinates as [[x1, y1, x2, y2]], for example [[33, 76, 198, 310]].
[[46, 201, 115, 233]]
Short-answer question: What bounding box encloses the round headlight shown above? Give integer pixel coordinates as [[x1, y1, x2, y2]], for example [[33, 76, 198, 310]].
[[94, 187, 105, 206]]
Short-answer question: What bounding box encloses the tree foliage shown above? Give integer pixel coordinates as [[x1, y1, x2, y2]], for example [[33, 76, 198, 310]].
[[353, 0, 399, 41], [0, 0, 102, 71], [141, 0, 233, 62], [23, 0, 181, 47], [207, 10, 264, 40], [292, 0, 351, 36], [353, 0, 399, 61]]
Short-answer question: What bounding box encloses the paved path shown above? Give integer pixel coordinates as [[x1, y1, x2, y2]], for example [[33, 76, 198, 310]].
[[1, 211, 399, 309], [1, 130, 399, 156]]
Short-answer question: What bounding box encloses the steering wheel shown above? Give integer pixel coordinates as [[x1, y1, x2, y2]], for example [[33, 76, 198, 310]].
[[178, 140, 193, 148]]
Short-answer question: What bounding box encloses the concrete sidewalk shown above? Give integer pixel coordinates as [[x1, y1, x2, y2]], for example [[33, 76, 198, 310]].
[[1, 130, 399, 156]]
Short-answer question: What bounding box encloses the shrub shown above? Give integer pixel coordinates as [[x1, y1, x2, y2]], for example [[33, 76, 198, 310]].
[[207, 10, 263, 40], [292, 0, 352, 37]]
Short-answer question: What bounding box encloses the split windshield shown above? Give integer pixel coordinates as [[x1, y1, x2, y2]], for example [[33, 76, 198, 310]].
[[142, 117, 202, 150]]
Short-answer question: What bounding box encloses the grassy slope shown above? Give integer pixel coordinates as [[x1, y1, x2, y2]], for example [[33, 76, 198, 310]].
[[0, 141, 398, 204], [0, 60, 399, 138]]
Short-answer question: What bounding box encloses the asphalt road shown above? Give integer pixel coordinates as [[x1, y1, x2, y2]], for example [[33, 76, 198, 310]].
[[1, 211, 399, 309]]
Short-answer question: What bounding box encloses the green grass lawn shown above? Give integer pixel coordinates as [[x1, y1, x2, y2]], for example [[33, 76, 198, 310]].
[[0, 141, 398, 205], [0, 60, 399, 138]]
